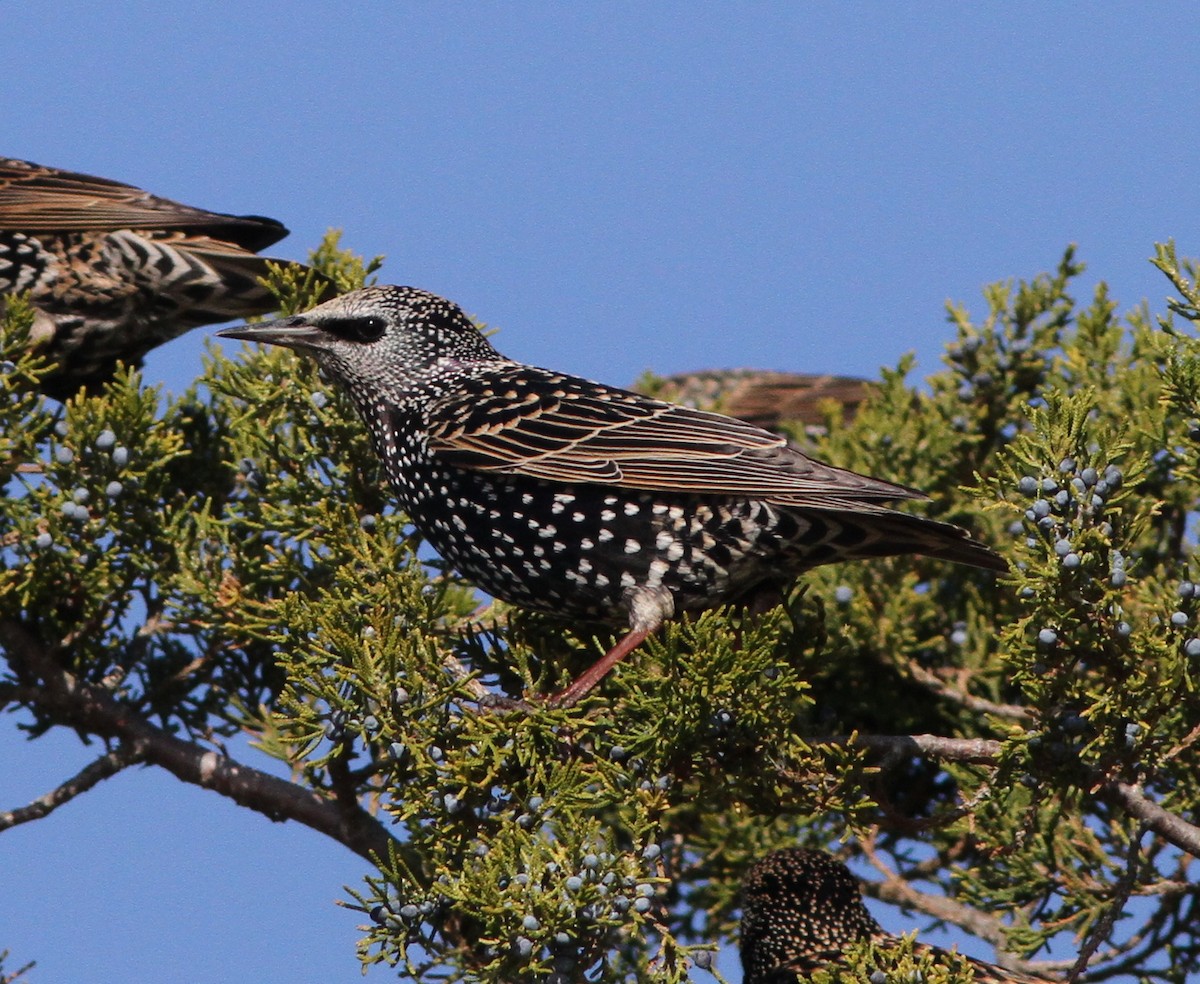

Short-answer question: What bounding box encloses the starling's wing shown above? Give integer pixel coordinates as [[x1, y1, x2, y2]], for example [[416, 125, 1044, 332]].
[[649, 368, 877, 430], [0, 158, 288, 251], [425, 365, 925, 509]]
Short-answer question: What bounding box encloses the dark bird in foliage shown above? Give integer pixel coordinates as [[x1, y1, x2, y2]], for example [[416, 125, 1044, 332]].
[[0, 157, 323, 397], [741, 849, 1055, 983], [645, 368, 876, 435], [220, 286, 1004, 706]]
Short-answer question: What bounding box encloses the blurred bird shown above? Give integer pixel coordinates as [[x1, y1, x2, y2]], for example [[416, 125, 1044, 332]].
[[644, 368, 876, 437], [0, 156, 324, 397], [220, 286, 1003, 706], [741, 849, 1056, 983]]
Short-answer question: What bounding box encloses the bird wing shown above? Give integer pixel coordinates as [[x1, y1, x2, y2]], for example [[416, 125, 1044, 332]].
[[650, 369, 877, 429], [0, 158, 288, 251], [424, 365, 924, 508]]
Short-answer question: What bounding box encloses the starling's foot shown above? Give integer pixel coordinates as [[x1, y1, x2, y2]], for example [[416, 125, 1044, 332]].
[[478, 692, 534, 713]]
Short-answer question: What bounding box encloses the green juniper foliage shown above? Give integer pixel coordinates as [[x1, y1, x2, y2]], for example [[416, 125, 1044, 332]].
[[811, 934, 993, 984], [2, 240, 1199, 982]]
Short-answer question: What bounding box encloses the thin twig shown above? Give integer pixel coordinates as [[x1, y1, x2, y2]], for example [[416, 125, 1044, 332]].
[[907, 662, 1034, 723], [1068, 829, 1143, 982], [808, 733, 1200, 857], [0, 743, 144, 831], [0, 948, 36, 984]]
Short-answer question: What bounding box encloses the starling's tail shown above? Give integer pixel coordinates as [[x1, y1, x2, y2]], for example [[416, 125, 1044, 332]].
[[170, 241, 336, 329], [798, 506, 1007, 573]]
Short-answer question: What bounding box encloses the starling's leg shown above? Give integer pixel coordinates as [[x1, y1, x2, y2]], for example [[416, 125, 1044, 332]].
[[547, 624, 656, 709], [547, 585, 674, 709], [479, 623, 659, 714]]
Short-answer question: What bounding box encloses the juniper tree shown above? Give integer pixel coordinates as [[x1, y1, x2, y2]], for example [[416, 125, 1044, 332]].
[[1, 238, 1198, 982]]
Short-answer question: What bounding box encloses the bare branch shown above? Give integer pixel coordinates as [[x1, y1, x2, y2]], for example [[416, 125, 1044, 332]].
[[861, 840, 1012, 947], [817, 732, 1004, 765], [907, 662, 1034, 723], [1105, 783, 1200, 856], [0, 618, 407, 868], [1068, 830, 1143, 982], [0, 743, 144, 831], [0, 948, 36, 984], [809, 734, 1200, 857]]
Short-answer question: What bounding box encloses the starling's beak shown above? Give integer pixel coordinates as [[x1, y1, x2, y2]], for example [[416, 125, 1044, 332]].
[[217, 316, 331, 352]]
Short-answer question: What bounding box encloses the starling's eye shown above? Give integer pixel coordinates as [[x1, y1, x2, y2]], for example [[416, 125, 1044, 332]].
[[324, 316, 387, 343]]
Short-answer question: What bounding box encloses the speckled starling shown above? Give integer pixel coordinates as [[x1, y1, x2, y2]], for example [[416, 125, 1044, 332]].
[[219, 286, 1004, 706], [741, 849, 1055, 983], [0, 157, 324, 397]]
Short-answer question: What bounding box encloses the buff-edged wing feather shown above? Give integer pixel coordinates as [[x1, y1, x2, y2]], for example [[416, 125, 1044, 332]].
[[0, 156, 331, 397], [425, 364, 927, 509], [0, 158, 287, 251]]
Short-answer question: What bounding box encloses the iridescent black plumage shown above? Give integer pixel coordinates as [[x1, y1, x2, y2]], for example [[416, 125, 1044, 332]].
[[741, 849, 1056, 983], [0, 157, 323, 397], [220, 285, 1004, 704]]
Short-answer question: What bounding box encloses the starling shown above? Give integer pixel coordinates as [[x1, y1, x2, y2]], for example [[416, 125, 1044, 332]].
[[644, 368, 877, 434], [0, 156, 324, 397], [219, 286, 1004, 706], [741, 849, 1056, 983]]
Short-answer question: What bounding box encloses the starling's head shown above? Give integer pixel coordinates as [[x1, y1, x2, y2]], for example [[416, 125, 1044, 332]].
[[218, 285, 501, 399], [740, 849, 882, 982]]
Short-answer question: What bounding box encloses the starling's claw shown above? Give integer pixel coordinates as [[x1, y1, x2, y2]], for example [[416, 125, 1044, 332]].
[[476, 693, 534, 714]]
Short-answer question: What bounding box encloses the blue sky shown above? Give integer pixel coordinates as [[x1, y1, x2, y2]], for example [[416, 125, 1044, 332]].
[[3, 5, 1196, 982]]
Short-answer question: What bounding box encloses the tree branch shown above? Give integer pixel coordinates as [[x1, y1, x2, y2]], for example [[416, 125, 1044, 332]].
[[819, 732, 1004, 765], [906, 662, 1034, 723], [0, 948, 36, 984], [808, 733, 1200, 856], [0, 743, 144, 831], [1068, 829, 1143, 982], [1104, 783, 1200, 856], [0, 618, 407, 868], [860, 839, 1012, 948]]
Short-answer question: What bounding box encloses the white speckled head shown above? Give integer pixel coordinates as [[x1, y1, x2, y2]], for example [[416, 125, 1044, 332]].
[[218, 284, 502, 403]]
